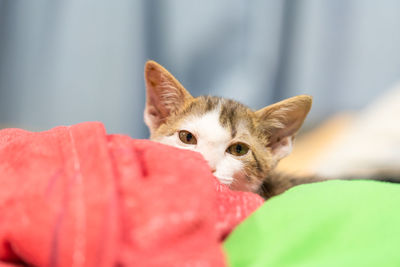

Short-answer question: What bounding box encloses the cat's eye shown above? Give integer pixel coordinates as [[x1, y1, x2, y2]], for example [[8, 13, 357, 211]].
[[178, 130, 197, 145], [227, 142, 249, 156]]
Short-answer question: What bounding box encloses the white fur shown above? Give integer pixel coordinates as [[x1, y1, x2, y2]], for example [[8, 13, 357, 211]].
[[272, 136, 293, 161], [155, 108, 244, 185]]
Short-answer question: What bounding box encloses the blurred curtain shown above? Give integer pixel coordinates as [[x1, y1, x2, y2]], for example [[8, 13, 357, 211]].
[[1, 0, 400, 138], [0, 0, 146, 136]]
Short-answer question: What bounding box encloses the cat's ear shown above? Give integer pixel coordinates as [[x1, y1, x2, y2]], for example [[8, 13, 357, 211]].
[[144, 60, 193, 133], [256, 95, 312, 162]]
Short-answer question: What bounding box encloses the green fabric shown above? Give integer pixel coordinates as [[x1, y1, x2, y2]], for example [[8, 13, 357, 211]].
[[224, 180, 400, 267]]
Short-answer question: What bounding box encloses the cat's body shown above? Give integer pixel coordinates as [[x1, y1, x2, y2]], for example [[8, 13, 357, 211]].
[[143, 60, 399, 199]]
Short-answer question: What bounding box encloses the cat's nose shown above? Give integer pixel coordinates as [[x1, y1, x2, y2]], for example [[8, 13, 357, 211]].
[[210, 167, 216, 173]]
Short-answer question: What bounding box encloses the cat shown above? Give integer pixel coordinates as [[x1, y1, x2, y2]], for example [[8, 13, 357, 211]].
[[143, 60, 399, 199]]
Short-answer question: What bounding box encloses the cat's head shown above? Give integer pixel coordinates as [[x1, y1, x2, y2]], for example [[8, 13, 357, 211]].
[[144, 60, 312, 192]]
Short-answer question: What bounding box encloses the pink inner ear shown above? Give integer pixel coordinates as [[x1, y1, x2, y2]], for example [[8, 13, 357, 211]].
[[148, 93, 169, 118], [267, 110, 307, 144], [266, 114, 303, 161], [145, 94, 171, 131], [280, 115, 303, 137], [144, 61, 195, 133]]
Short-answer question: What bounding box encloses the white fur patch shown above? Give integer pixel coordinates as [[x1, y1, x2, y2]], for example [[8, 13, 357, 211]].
[[272, 136, 293, 161], [155, 108, 244, 185]]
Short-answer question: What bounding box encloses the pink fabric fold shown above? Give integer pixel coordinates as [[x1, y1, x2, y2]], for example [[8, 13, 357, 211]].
[[0, 122, 263, 267]]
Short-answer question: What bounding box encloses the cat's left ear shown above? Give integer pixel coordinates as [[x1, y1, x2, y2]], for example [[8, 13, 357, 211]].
[[144, 60, 193, 133], [256, 95, 312, 162]]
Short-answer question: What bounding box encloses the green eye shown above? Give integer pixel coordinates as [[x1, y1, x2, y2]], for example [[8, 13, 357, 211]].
[[227, 142, 249, 156], [178, 130, 197, 145]]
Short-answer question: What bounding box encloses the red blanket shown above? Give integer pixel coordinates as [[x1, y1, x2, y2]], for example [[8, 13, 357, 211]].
[[0, 122, 263, 267]]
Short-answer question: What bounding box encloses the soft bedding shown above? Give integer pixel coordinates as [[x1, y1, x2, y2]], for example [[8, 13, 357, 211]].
[[1, 121, 399, 266], [0, 122, 263, 267], [224, 180, 400, 267]]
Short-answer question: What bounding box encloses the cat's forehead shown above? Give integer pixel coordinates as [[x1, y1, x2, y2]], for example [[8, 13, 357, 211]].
[[180, 108, 230, 144], [181, 96, 255, 137]]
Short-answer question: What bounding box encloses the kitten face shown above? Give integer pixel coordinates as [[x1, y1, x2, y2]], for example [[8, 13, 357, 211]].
[[152, 96, 271, 191], [144, 60, 312, 193]]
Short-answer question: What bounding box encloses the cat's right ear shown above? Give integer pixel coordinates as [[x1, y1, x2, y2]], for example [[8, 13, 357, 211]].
[[144, 60, 193, 133], [256, 95, 312, 163]]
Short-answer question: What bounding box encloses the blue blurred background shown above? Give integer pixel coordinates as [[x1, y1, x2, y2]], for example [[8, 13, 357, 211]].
[[1, 0, 400, 138]]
